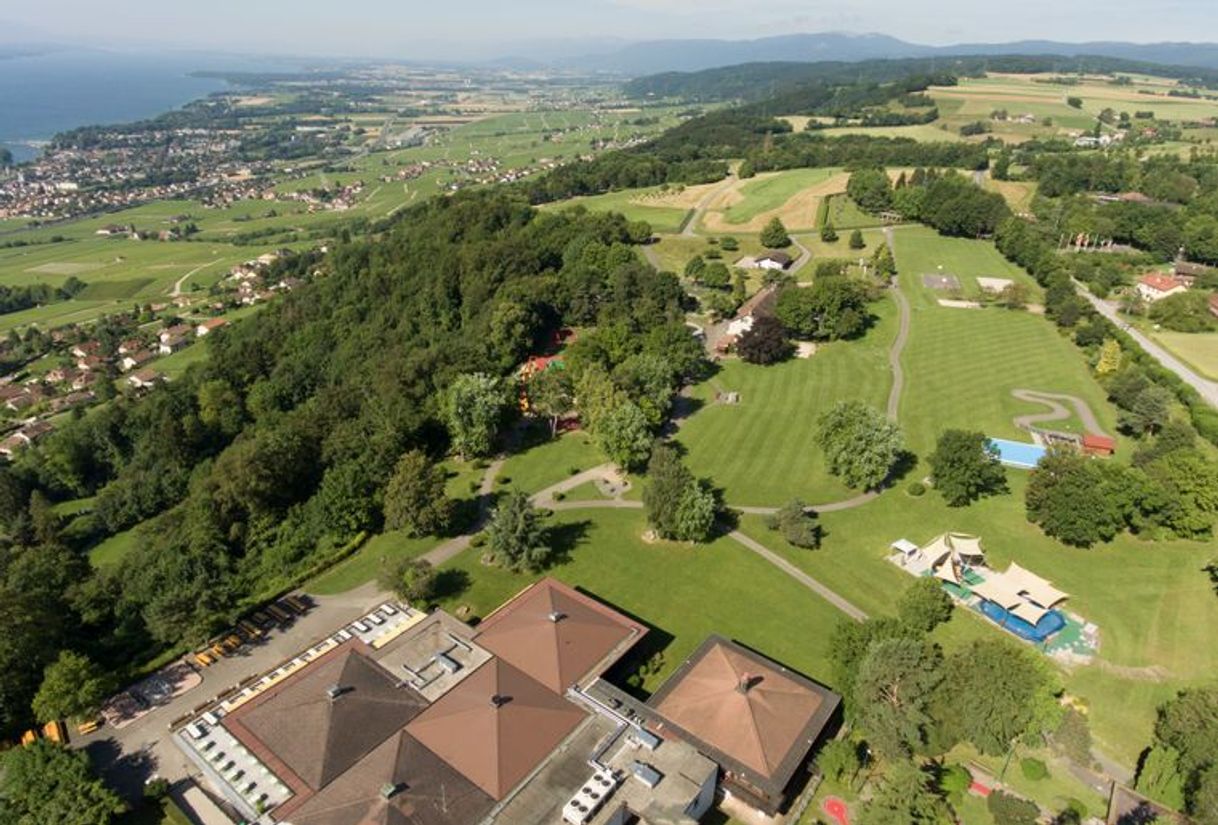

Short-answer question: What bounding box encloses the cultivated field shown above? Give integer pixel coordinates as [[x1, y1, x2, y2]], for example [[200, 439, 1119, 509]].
[[699, 168, 848, 232]]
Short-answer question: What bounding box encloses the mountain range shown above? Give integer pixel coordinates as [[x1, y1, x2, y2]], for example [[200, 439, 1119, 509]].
[[533, 32, 1218, 75]]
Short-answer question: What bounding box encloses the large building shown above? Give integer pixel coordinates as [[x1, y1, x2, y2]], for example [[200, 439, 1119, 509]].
[[173, 579, 840, 825]]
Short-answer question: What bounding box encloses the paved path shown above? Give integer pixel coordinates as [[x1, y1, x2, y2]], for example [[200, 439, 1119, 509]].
[[420, 457, 505, 567], [680, 175, 737, 237], [728, 530, 868, 621], [1074, 281, 1218, 409], [1011, 389, 1109, 437], [883, 226, 910, 424]]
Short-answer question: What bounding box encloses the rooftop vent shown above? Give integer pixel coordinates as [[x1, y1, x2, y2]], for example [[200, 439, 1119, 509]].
[[380, 782, 402, 800], [326, 684, 347, 701], [736, 673, 759, 695], [435, 652, 461, 674], [547, 611, 566, 623], [490, 693, 511, 709]]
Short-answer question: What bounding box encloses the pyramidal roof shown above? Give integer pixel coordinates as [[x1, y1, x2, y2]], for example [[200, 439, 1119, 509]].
[[286, 731, 494, 825], [651, 638, 831, 778], [228, 646, 427, 791], [405, 658, 586, 799], [473, 578, 643, 693]]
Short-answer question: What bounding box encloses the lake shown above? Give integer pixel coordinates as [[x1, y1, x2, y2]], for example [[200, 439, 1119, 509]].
[[0, 49, 300, 163]]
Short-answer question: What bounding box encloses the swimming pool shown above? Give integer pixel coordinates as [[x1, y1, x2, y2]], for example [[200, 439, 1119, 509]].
[[988, 438, 1047, 469], [978, 600, 1066, 643]]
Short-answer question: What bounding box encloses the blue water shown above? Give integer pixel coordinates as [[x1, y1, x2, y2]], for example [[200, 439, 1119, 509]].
[[979, 601, 1066, 643], [0, 50, 304, 163], [988, 437, 1047, 469]]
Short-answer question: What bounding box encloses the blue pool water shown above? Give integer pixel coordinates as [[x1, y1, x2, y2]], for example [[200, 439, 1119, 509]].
[[979, 600, 1066, 643], [988, 438, 1047, 469]]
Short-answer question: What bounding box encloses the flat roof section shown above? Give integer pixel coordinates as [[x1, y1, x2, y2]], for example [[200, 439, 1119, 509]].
[[373, 611, 492, 702], [406, 657, 588, 800], [474, 578, 646, 694], [648, 636, 841, 803], [225, 643, 427, 797]]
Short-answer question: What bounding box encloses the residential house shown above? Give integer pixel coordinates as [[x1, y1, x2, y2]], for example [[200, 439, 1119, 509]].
[[1, 421, 55, 457], [72, 371, 101, 391], [1173, 260, 1214, 287], [756, 251, 793, 271], [76, 354, 107, 372], [196, 318, 228, 337], [120, 350, 156, 372], [50, 391, 96, 413], [117, 338, 144, 356], [159, 335, 190, 355], [1136, 274, 1188, 303], [159, 324, 193, 343], [70, 341, 101, 359], [127, 369, 165, 390]]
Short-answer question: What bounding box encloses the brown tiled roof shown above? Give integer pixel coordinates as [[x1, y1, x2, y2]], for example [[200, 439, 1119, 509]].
[[474, 578, 645, 693], [227, 645, 427, 793], [406, 658, 586, 800], [649, 636, 840, 791], [1139, 274, 1185, 293], [285, 731, 494, 825]]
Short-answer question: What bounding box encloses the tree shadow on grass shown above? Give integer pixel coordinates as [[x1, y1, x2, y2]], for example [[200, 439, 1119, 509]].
[[432, 568, 472, 602], [879, 449, 920, 490], [88, 738, 157, 802], [1204, 559, 1218, 596], [543, 519, 592, 568]]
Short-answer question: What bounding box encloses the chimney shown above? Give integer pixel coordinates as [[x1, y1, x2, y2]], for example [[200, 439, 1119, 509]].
[[490, 693, 510, 709], [326, 684, 346, 701], [547, 611, 565, 623], [736, 673, 756, 695]]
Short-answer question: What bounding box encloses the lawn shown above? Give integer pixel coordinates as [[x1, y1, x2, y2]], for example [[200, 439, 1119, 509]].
[[823, 195, 887, 230], [305, 530, 438, 596], [434, 508, 847, 694], [1150, 329, 1218, 380], [893, 228, 1112, 450], [736, 462, 1218, 768], [499, 430, 604, 495], [795, 227, 887, 261], [676, 294, 897, 507], [89, 527, 141, 569]]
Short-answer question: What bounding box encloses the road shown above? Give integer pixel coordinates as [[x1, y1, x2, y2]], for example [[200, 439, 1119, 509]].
[[1074, 282, 1218, 409], [171, 259, 225, 298]]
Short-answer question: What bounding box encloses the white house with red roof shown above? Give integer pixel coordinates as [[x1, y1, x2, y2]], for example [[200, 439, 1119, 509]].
[[1136, 274, 1188, 304]]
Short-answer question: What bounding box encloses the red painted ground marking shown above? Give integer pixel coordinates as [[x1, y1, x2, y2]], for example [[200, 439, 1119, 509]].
[[970, 780, 993, 796], [822, 795, 850, 825]]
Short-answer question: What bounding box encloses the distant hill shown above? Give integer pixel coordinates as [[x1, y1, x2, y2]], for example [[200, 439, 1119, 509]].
[[623, 54, 1218, 102], [555, 32, 1218, 75]]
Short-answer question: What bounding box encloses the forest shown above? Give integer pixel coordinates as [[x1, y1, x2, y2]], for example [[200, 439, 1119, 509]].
[[0, 190, 689, 737]]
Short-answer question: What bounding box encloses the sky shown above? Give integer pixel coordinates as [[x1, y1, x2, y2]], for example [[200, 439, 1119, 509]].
[[4, 0, 1218, 60]]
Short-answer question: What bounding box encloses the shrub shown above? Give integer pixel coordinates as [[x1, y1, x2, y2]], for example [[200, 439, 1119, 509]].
[[907, 480, 927, 496], [987, 790, 1040, 825], [937, 763, 972, 801], [1020, 757, 1049, 781]]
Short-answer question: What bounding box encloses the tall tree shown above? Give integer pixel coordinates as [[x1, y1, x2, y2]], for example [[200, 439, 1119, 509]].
[[32, 651, 112, 723], [444, 373, 509, 459], [382, 450, 454, 537], [486, 491, 551, 573], [594, 402, 653, 471], [928, 430, 1007, 507], [817, 401, 905, 490], [760, 217, 792, 249], [0, 740, 126, 825], [897, 578, 954, 633], [529, 367, 574, 437], [736, 316, 792, 364], [376, 558, 437, 607], [854, 637, 943, 758], [859, 760, 951, 825], [935, 640, 1061, 756]]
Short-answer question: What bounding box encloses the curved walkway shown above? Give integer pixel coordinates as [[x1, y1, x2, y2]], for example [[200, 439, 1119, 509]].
[[679, 174, 738, 237], [1011, 389, 1110, 437]]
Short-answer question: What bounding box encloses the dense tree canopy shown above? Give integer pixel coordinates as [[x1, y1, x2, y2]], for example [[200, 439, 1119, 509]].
[[817, 401, 905, 490], [0, 740, 125, 825], [928, 430, 1007, 506]]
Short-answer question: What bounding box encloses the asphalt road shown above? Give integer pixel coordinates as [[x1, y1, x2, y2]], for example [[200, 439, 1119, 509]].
[[1074, 281, 1218, 409]]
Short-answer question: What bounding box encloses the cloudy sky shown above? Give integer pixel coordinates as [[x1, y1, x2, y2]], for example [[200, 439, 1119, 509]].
[[5, 0, 1218, 59]]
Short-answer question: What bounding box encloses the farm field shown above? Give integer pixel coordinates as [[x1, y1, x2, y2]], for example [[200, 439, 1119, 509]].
[[985, 177, 1039, 212], [541, 186, 691, 234], [814, 123, 967, 142], [699, 168, 849, 233], [433, 507, 848, 694], [676, 294, 897, 506]]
